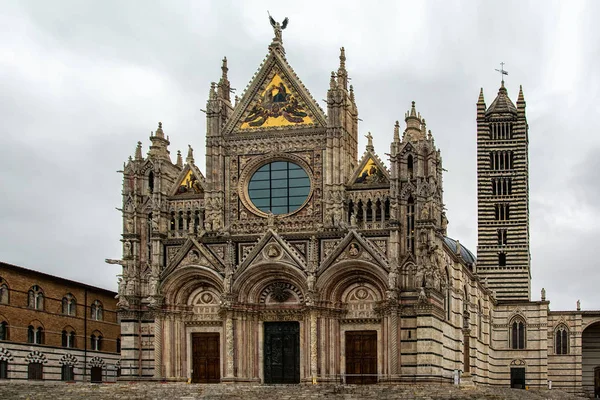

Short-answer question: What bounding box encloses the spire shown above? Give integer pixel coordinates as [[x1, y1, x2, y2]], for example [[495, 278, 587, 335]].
[[485, 82, 517, 116], [404, 101, 425, 141], [186, 145, 195, 164], [217, 57, 231, 102], [393, 121, 400, 142], [410, 101, 417, 117], [337, 47, 348, 89], [176, 150, 183, 168], [517, 85, 525, 104], [135, 141, 143, 161], [155, 121, 164, 139], [477, 88, 485, 104], [329, 71, 336, 89]]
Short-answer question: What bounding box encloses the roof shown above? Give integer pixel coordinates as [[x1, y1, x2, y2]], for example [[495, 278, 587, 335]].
[[443, 237, 476, 264], [485, 82, 517, 116], [0, 261, 117, 295]]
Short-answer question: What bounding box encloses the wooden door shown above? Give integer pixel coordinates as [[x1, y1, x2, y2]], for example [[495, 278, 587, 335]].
[[510, 367, 525, 389], [264, 322, 300, 384], [192, 333, 220, 383], [27, 363, 43, 380], [345, 331, 377, 384], [90, 366, 102, 383]]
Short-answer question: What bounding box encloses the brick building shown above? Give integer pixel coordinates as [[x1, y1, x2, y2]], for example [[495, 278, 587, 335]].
[[0, 262, 120, 382]]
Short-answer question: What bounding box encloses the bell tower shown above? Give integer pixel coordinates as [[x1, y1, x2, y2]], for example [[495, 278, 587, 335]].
[[476, 78, 531, 301]]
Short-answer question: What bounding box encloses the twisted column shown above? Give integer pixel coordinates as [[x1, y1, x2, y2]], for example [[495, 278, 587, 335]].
[[225, 315, 234, 378], [310, 311, 318, 382], [153, 316, 162, 379]]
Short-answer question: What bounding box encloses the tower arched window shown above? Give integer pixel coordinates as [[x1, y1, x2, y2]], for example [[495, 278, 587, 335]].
[[510, 317, 526, 349], [406, 196, 415, 254], [91, 300, 103, 321], [498, 252, 507, 267], [407, 155, 414, 178], [148, 171, 154, 193], [62, 294, 76, 316], [0, 278, 9, 304], [28, 286, 44, 310], [555, 325, 569, 355]]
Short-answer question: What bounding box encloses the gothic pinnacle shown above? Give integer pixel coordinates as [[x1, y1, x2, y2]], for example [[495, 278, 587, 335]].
[[221, 57, 228, 79], [517, 85, 525, 103], [176, 150, 183, 168], [339, 47, 346, 70], [349, 85, 355, 102], [477, 88, 485, 104], [410, 101, 417, 117], [155, 121, 164, 139], [135, 141, 143, 160], [394, 121, 400, 142]]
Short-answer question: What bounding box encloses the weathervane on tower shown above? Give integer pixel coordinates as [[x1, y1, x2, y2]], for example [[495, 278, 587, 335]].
[[495, 62, 508, 84], [268, 12, 289, 44]]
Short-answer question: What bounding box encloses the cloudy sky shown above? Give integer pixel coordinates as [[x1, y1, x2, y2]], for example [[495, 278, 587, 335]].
[[1, 0, 598, 311]]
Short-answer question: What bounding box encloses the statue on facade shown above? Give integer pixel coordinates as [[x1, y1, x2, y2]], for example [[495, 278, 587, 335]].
[[125, 216, 134, 233], [350, 212, 357, 228], [388, 268, 398, 290], [223, 266, 233, 294], [151, 214, 159, 232], [269, 13, 288, 42], [123, 241, 132, 259], [541, 287, 546, 301], [307, 273, 316, 292]]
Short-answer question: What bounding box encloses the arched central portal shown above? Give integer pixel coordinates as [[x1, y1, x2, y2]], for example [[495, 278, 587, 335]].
[[263, 321, 300, 384]]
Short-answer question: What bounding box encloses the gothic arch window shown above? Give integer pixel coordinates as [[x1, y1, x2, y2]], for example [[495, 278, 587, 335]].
[[510, 316, 526, 349], [62, 294, 76, 316], [61, 327, 76, 348], [91, 300, 103, 321], [0, 321, 8, 341], [169, 212, 175, 230], [27, 324, 44, 345], [0, 278, 9, 304], [497, 229, 508, 245], [90, 331, 103, 351], [28, 286, 44, 310], [555, 324, 569, 355], [406, 196, 415, 254], [148, 171, 154, 194], [498, 252, 507, 267], [407, 155, 414, 178]]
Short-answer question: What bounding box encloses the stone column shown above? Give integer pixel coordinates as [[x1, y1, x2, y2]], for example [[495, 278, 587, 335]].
[[389, 307, 399, 376], [225, 314, 234, 378], [310, 311, 318, 383], [154, 316, 163, 379]]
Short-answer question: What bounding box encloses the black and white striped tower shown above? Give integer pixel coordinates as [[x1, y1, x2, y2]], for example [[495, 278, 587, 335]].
[[476, 72, 530, 301]]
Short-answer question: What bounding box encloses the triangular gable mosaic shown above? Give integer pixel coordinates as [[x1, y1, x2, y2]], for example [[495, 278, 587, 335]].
[[170, 165, 205, 197], [348, 152, 390, 186], [224, 49, 326, 134]]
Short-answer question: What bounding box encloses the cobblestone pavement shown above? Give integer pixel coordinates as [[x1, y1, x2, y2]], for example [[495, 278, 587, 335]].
[[0, 382, 590, 400]]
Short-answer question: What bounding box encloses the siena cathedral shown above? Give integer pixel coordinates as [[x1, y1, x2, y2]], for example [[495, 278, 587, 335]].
[[109, 20, 600, 395]]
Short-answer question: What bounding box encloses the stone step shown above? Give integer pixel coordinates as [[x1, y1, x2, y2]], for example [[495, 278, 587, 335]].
[[0, 382, 589, 400]]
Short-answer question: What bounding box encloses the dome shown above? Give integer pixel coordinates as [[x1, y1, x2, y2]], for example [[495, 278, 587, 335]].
[[443, 236, 476, 264]]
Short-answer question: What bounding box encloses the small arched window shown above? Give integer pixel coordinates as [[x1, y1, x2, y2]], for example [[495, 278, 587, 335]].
[[0, 278, 9, 304], [148, 171, 155, 193], [0, 321, 8, 341], [91, 300, 103, 321], [91, 331, 103, 351], [62, 294, 76, 316], [407, 154, 414, 178], [28, 324, 44, 344], [555, 325, 569, 355], [510, 317, 526, 349], [28, 286, 44, 310], [61, 327, 76, 348]]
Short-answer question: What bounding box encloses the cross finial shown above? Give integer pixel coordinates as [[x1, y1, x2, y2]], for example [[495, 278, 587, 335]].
[[495, 62, 508, 84]]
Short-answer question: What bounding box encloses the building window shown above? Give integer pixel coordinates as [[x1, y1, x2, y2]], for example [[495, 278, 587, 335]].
[[28, 285, 44, 310], [510, 317, 526, 349], [0, 321, 8, 341], [62, 329, 76, 348], [148, 171, 154, 194], [406, 196, 415, 254], [495, 204, 510, 221], [555, 325, 569, 355], [91, 300, 103, 321], [0, 279, 9, 304], [492, 178, 512, 196], [116, 338, 121, 353], [61, 365, 74, 381], [489, 151, 514, 170], [498, 252, 507, 267], [248, 161, 311, 215], [28, 325, 44, 345], [91, 332, 103, 351], [407, 154, 414, 178], [497, 229, 508, 245], [62, 294, 76, 316], [0, 360, 7, 379], [490, 122, 513, 140]]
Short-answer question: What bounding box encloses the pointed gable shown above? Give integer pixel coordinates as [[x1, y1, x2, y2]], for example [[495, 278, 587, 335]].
[[170, 164, 206, 197], [224, 49, 327, 134], [319, 230, 389, 274], [348, 150, 390, 187], [162, 237, 225, 279]]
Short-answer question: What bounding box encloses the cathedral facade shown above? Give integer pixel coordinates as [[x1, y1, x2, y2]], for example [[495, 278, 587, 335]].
[[111, 24, 600, 396]]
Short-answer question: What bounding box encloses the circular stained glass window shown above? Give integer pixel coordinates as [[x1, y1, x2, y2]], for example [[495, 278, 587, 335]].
[[248, 161, 311, 215]]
